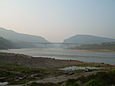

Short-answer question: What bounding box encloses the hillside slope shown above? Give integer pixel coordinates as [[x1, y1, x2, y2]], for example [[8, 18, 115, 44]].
[[0, 27, 48, 43], [0, 27, 49, 48], [0, 37, 14, 49], [64, 35, 115, 44]]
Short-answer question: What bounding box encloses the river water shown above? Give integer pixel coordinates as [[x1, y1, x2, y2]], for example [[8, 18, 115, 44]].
[[0, 48, 115, 65]]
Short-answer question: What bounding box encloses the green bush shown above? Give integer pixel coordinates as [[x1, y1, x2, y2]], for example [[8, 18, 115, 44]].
[[85, 79, 104, 86], [64, 79, 80, 86], [79, 71, 115, 86], [28, 82, 59, 86]]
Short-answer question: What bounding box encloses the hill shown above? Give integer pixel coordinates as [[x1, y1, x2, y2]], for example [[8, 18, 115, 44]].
[[0, 27, 49, 48], [0, 37, 15, 49], [64, 35, 115, 44], [74, 42, 115, 51]]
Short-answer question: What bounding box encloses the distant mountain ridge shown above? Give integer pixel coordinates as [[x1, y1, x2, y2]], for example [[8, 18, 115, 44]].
[[64, 35, 115, 44], [1, 27, 115, 49], [0, 27, 49, 48], [0, 27, 48, 43]]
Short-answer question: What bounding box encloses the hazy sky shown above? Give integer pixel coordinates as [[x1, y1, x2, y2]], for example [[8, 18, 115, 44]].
[[0, 0, 115, 42]]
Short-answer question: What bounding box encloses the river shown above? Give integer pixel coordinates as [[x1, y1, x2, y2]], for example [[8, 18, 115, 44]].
[[0, 48, 115, 65]]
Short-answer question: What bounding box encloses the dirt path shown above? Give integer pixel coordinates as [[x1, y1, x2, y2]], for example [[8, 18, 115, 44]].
[[28, 71, 105, 84], [7, 71, 107, 86]]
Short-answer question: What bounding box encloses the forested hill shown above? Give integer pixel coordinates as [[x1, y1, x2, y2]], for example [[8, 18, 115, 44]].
[[64, 35, 115, 44], [0, 27, 48, 43], [0, 27, 49, 48], [0, 37, 14, 49]]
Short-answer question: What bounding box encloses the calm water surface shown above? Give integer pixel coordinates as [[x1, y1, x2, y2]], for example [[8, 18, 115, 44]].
[[0, 48, 115, 65]]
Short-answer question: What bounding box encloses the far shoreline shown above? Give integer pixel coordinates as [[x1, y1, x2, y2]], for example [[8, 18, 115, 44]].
[[6, 48, 115, 52], [68, 49, 115, 52]]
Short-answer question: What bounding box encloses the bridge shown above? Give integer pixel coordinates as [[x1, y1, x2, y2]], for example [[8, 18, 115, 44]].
[[29, 42, 80, 44], [29, 42, 81, 48]]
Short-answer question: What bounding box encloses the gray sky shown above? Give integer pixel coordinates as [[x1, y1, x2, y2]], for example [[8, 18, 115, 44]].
[[0, 0, 115, 42]]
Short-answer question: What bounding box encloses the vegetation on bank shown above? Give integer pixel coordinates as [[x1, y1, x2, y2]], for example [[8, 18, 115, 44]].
[[0, 65, 46, 85], [27, 70, 115, 86], [0, 53, 114, 86], [67, 70, 115, 86], [0, 64, 65, 85], [0, 64, 114, 86]]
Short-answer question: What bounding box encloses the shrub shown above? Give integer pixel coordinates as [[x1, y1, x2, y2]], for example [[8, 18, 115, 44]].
[[28, 82, 59, 86], [64, 79, 80, 86]]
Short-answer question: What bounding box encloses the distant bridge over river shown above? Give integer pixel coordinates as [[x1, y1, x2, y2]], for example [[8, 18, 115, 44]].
[[30, 42, 80, 44], [29, 42, 81, 48]]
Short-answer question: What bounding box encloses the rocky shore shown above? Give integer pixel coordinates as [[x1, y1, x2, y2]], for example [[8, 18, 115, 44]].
[[0, 53, 112, 69]]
